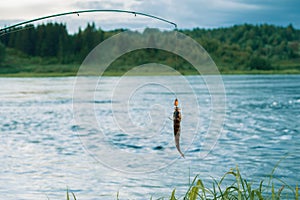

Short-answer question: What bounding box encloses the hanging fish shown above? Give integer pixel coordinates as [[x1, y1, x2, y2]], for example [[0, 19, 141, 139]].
[[173, 98, 184, 158]]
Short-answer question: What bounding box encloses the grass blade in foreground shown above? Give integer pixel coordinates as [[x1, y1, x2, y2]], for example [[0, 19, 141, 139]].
[[175, 166, 298, 200], [66, 166, 298, 199]]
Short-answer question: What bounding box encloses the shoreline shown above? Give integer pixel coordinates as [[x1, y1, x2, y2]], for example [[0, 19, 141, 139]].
[[1, 70, 300, 77]]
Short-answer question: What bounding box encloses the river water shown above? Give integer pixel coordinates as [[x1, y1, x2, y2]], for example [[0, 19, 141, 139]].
[[0, 75, 299, 199]]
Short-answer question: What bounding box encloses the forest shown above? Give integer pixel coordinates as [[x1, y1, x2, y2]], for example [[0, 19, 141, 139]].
[[0, 22, 299, 75]]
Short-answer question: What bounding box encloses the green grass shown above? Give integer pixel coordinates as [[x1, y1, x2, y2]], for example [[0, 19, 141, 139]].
[[0, 71, 77, 77], [1, 48, 300, 77], [1, 49, 300, 77], [175, 166, 298, 200], [66, 188, 77, 200], [66, 165, 299, 200], [220, 69, 300, 75], [1, 65, 300, 77]]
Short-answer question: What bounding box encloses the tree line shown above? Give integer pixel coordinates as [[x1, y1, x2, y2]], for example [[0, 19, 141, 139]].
[[0, 22, 299, 73], [182, 24, 299, 71]]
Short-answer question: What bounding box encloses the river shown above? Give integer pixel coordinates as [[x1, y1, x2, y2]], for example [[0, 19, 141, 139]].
[[0, 75, 299, 199]]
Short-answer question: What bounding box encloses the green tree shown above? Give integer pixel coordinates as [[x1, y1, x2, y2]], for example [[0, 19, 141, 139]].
[[13, 24, 36, 55], [247, 56, 272, 70], [0, 42, 5, 66]]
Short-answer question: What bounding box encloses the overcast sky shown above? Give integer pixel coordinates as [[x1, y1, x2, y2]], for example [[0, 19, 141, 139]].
[[0, 0, 299, 33]]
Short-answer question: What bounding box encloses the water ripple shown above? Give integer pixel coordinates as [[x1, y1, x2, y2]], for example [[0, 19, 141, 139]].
[[0, 75, 299, 199]]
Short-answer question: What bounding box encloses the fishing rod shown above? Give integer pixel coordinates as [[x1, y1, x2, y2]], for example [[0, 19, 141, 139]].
[[0, 9, 177, 35]]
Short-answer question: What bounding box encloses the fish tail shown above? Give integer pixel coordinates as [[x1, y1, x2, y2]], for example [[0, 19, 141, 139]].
[[175, 132, 185, 158], [176, 144, 185, 158]]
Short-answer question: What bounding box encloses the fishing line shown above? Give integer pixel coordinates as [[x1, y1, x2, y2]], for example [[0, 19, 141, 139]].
[[173, 25, 181, 74], [0, 9, 177, 36], [174, 27, 179, 100]]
